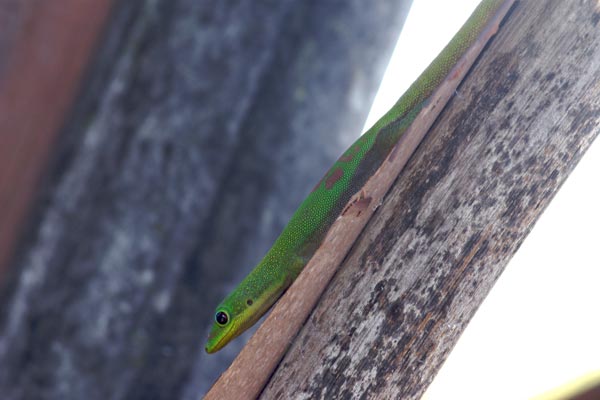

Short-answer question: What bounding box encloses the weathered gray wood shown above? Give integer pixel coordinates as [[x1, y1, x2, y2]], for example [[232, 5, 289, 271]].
[[262, 1, 600, 399], [0, 1, 412, 399]]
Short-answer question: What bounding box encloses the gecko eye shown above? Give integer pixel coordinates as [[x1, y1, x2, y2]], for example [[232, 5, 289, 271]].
[[215, 311, 229, 326]]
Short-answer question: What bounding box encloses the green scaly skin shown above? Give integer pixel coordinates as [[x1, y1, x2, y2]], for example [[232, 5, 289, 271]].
[[206, 0, 507, 353]]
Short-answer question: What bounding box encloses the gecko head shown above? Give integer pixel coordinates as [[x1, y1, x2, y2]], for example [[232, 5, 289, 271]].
[[205, 305, 239, 354], [205, 266, 293, 354], [205, 279, 286, 353], [205, 296, 264, 354]]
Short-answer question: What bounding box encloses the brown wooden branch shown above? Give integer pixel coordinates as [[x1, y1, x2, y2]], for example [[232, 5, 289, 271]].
[[259, 1, 600, 399]]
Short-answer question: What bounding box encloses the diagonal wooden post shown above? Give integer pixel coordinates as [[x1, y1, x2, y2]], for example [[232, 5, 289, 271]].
[[262, 2, 600, 398]]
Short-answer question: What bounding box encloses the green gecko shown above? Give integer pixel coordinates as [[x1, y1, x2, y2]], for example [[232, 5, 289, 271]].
[[206, 0, 510, 353]]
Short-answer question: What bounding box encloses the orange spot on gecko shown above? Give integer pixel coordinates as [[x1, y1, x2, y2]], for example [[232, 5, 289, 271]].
[[339, 153, 354, 163], [325, 168, 344, 189], [310, 176, 324, 193], [339, 144, 361, 163]]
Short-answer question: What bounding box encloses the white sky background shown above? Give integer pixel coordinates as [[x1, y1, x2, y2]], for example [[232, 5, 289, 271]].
[[364, 1, 600, 399]]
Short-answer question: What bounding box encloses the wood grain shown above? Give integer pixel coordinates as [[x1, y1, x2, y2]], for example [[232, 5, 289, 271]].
[[262, 1, 600, 399], [204, 2, 516, 399]]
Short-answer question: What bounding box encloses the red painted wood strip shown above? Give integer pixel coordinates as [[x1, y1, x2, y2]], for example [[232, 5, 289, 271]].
[[0, 0, 114, 282]]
